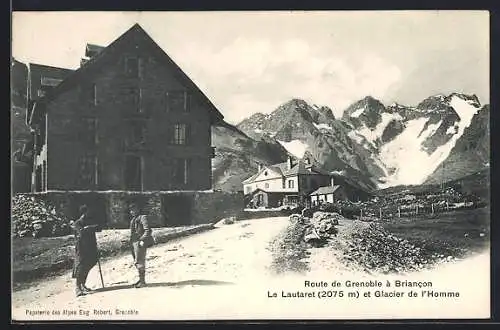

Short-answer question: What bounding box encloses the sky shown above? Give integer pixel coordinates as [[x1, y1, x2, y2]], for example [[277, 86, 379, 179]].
[[12, 11, 489, 124]]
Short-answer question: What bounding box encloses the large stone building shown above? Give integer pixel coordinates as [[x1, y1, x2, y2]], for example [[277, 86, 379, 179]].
[[27, 24, 223, 192]]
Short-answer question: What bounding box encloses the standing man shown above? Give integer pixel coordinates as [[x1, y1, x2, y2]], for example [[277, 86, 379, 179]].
[[72, 204, 100, 297], [129, 203, 152, 288]]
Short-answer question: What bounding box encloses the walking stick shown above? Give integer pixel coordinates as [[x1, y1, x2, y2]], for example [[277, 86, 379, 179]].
[[97, 251, 105, 288]]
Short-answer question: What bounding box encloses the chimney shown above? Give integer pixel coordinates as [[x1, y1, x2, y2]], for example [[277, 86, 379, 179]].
[[257, 163, 263, 172], [85, 44, 105, 58], [330, 176, 335, 187], [287, 156, 293, 170]]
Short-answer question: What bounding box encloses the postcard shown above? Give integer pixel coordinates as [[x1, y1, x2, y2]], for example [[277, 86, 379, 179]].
[[11, 10, 490, 321]]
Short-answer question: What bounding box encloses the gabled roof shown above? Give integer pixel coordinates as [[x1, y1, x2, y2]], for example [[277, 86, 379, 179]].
[[243, 160, 332, 185], [242, 172, 259, 184], [29, 23, 224, 125], [310, 185, 341, 196]]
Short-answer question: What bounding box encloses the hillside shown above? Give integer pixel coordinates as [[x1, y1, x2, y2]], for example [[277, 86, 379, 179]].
[[211, 121, 288, 192]]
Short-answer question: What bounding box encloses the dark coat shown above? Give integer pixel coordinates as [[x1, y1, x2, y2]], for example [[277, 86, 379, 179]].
[[72, 214, 99, 278]]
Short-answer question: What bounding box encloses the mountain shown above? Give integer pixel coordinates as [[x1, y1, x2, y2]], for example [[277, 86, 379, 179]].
[[211, 121, 288, 192], [236, 99, 382, 191], [424, 104, 490, 185], [236, 93, 486, 191], [338, 93, 483, 187]]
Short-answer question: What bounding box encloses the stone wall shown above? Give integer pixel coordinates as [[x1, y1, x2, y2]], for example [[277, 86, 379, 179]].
[[17, 191, 243, 229]]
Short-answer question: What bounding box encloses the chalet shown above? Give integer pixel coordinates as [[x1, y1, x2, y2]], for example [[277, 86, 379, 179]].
[[27, 23, 223, 192], [243, 156, 335, 208]]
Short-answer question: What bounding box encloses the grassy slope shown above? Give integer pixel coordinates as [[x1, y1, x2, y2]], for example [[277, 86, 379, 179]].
[[382, 207, 490, 258]]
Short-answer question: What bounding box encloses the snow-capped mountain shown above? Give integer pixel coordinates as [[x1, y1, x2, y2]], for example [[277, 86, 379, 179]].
[[236, 93, 487, 190], [424, 104, 490, 185]]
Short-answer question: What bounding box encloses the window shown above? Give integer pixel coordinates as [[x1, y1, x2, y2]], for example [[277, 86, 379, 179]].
[[171, 123, 191, 145], [127, 120, 146, 145], [41, 77, 63, 87], [172, 158, 190, 185], [81, 84, 97, 106], [130, 87, 143, 113], [82, 117, 98, 145], [265, 183, 269, 189], [78, 154, 97, 187], [288, 179, 294, 189], [166, 91, 191, 112], [125, 57, 139, 78], [282, 178, 286, 189], [90, 84, 97, 106]]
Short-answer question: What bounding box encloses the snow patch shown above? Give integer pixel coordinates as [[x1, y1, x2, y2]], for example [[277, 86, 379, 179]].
[[347, 131, 365, 145], [277, 140, 309, 159], [379, 95, 480, 187], [355, 112, 403, 143], [350, 106, 365, 118], [331, 170, 347, 176], [446, 125, 458, 135], [313, 123, 333, 131]]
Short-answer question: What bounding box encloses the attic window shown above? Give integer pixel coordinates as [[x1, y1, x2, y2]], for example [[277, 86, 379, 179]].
[[166, 91, 191, 112], [264, 171, 268, 176], [125, 57, 139, 78], [41, 77, 63, 87]]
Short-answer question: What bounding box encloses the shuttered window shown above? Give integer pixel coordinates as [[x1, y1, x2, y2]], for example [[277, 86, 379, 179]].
[[171, 123, 191, 145]]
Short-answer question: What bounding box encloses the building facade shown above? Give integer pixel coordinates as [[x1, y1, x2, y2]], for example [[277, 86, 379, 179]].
[[28, 24, 223, 192]]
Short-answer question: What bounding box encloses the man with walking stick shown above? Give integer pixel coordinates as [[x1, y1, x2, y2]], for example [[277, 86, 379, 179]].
[[71, 204, 101, 297]]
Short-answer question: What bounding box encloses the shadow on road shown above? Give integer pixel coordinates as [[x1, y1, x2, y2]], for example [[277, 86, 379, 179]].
[[92, 279, 234, 293]]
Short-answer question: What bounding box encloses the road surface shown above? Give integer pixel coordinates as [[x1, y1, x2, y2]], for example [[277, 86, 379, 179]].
[[12, 216, 490, 320]]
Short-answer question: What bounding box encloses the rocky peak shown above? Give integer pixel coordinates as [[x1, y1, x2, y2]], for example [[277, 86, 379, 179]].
[[342, 96, 387, 129]]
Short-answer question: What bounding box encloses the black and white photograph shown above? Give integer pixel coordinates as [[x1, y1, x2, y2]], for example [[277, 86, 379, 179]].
[[11, 11, 490, 320]]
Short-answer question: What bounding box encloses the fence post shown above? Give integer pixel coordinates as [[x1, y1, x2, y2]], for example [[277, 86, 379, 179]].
[[360, 208, 363, 219], [398, 207, 401, 218], [379, 208, 382, 220], [416, 204, 418, 215], [431, 203, 434, 215]]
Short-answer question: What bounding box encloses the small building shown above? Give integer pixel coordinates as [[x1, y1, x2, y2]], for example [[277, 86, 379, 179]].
[[27, 23, 223, 192], [309, 185, 348, 206]]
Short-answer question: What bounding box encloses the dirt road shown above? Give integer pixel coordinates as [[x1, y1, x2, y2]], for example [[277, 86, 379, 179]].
[[12, 216, 490, 320], [12, 217, 293, 320]]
